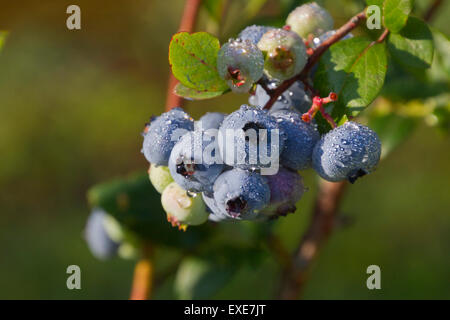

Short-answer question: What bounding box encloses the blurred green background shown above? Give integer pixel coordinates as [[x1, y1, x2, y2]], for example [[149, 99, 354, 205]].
[[0, 0, 449, 299]]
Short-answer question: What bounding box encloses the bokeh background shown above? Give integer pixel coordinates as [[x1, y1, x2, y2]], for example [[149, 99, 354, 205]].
[[0, 0, 449, 299]]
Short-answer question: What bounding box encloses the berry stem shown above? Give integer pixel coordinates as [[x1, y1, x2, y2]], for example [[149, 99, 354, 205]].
[[165, 0, 202, 111], [129, 243, 154, 300], [263, 10, 367, 110], [301, 93, 337, 127]]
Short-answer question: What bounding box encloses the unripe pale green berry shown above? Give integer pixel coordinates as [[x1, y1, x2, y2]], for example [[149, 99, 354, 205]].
[[257, 28, 307, 81], [286, 2, 334, 39], [148, 163, 174, 194], [161, 182, 209, 230], [217, 38, 264, 93]]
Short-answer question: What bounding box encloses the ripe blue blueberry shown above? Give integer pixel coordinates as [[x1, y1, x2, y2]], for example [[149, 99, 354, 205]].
[[217, 39, 264, 93], [272, 110, 320, 170], [161, 182, 209, 230], [261, 167, 305, 218], [286, 2, 334, 39], [197, 112, 226, 131], [202, 192, 231, 222], [218, 104, 284, 170], [142, 107, 194, 166], [84, 209, 120, 260], [257, 28, 308, 81], [312, 121, 382, 183], [213, 168, 270, 220], [169, 130, 224, 193], [238, 25, 274, 45]]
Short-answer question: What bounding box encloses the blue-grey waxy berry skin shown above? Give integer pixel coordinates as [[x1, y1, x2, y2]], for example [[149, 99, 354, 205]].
[[261, 167, 305, 218], [218, 105, 284, 170], [272, 110, 320, 170], [169, 131, 224, 193], [312, 121, 382, 183], [202, 192, 231, 222], [84, 209, 119, 260], [197, 112, 226, 131], [238, 25, 274, 45], [213, 168, 270, 220], [142, 107, 194, 166], [249, 81, 312, 114]]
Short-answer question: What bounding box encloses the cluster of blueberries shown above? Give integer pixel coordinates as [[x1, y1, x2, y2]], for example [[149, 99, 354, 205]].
[[141, 102, 380, 230], [85, 3, 382, 259], [138, 2, 381, 230]]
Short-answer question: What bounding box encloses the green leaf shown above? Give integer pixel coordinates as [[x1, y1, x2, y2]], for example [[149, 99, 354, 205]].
[[314, 37, 388, 126], [387, 16, 434, 70], [174, 257, 236, 299], [428, 29, 450, 81], [87, 172, 210, 248], [368, 113, 417, 159], [383, 0, 412, 33], [174, 83, 228, 100], [169, 32, 228, 93]]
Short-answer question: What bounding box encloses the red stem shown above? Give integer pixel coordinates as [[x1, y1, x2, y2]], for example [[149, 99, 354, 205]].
[[165, 0, 202, 111]]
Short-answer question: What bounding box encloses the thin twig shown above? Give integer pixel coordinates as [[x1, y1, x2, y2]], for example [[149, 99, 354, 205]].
[[165, 0, 203, 111], [129, 244, 154, 300], [423, 0, 443, 22], [263, 11, 367, 110], [277, 180, 347, 299]]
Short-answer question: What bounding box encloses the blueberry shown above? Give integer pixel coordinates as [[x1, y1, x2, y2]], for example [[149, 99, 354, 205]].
[[84, 209, 120, 260], [169, 130, 224, 193], [312, 121, 382, 183], [261, 167, 305, 218], [286, 2, 334, 39], [238, 25, 274, 45], [217, 39, 264, 93], [142, 107, 194, 166], [218, 104, 284, 170], [272, 110, 320, 170], [148, 163, 174, 194], [161, 182, 209, 230], [202, 192, 231, 222], [213, 168, 270, 220], [197, 112, 226, 131], [257, 28, 308, 81]]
